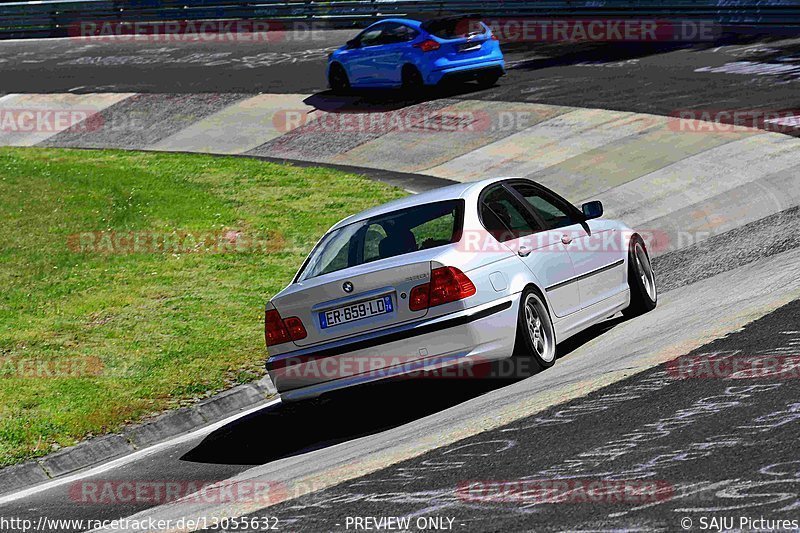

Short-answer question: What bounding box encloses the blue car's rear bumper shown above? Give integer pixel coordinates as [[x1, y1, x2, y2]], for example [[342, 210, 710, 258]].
[[425, 59, 506, 85]]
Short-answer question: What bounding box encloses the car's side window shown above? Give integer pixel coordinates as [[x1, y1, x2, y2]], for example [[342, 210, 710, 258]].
[[381, 23, 419, 44], [358, 26, 385, 47], [480, 186, 543, 242], [511, 182, 578, 230]]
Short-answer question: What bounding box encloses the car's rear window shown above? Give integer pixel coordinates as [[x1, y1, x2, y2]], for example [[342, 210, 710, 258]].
[[421, 18, 488, 39], [296, 200, 464, 282]]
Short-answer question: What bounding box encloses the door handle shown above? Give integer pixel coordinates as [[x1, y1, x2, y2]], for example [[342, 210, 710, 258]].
[[561, 234, 573, 245], [518, 246, 532, 257]]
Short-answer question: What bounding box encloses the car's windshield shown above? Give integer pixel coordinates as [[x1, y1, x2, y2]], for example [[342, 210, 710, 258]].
[[296, 200, 464, 282]]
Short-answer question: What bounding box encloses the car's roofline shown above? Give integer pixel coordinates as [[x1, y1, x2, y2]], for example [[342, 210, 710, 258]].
[[329, 177, 520, 231], [363, 18, 424, 29]]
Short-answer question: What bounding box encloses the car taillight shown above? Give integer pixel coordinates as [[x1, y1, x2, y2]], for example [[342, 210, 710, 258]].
[[283, 317, 307, 341], [265, 309, 307, 346], [409, 284, 430, 311], [409, 267, 476, 311], [415, 39, 441, 52]]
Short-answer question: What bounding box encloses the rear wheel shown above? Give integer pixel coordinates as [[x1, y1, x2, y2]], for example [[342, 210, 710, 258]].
[[512, 287, 557, 375], [329, 63, 350, 94], [402, 65, 424, 96], [623, 235, 657, 317], [476, 71, 501, 88]]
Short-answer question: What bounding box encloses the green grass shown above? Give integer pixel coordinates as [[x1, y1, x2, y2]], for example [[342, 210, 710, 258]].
[[0, 147, 407, 467]]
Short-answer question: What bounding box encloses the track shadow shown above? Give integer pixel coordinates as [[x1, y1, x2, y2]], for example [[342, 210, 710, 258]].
[[556, 314, 628, 359], [503, 41, 691, 71], [180, 372, 513, 466], [182, 312, 633, 467], [303, 81, 495, 113]]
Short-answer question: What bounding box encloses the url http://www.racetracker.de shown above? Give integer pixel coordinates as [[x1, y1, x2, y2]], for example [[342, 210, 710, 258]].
[[0, 515, 281, 532]]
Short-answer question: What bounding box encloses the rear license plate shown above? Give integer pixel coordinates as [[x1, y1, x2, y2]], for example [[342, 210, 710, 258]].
[[319, 295, 393, 329]]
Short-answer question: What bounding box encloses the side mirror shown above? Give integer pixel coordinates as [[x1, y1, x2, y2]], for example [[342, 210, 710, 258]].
[[582, 200, 603, 220], [346, 39, 360, 49]]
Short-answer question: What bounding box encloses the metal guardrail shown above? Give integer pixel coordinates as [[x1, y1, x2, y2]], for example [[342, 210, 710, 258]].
[[1, 0, 800, 39]]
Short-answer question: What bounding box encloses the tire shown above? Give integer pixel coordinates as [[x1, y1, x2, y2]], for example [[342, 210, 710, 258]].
[[512, 287, 557, 375], [622, 234, 657, 317], [401, 65, 425, 96], [476, 71, 501, 88], [328, 63, 350, 94]]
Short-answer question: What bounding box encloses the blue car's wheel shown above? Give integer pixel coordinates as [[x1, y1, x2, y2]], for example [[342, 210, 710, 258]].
[[477, 71, 502, 88], [401, 65, 424, 95], [329, 63, 350, 94]]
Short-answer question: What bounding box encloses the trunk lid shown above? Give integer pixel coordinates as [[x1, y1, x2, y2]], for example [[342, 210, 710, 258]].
[[271, 259, 434, 348], [423, 16, 491, 58]]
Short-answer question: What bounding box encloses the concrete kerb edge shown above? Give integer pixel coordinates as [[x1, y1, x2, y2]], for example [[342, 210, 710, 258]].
[[0, 375, 277, 497], [32, 146, 458, 193]]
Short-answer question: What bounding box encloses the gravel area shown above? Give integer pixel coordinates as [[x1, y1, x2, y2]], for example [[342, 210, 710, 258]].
[[246, 98, 457, 161], [41, 93, 248, 149], [653, 205, 800, 292]]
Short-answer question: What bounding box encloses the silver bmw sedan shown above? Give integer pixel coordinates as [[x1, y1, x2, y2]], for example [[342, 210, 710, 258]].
[[265, 177, 657, 401]]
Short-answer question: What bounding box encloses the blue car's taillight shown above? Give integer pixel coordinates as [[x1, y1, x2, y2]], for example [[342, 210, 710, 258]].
[[414, 39, 441, 52]]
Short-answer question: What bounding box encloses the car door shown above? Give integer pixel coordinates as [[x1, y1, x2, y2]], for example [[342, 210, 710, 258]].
[[343, 24, 387, 85], [508, 180, 625, 310], [479, 184, 580, 318], [371, 23, 419, 85]]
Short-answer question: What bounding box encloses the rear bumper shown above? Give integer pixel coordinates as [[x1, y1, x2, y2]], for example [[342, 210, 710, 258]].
[[267, 294, 520, 401], [425, 58, 506, 85]]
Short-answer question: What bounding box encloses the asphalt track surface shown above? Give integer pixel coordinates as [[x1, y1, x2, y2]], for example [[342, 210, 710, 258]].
[[2, 28, 800, 533], [2, 31, 800, 121], [242, 298, 800, 533]]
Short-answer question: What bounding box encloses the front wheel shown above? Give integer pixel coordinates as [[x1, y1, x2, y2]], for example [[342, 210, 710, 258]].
[[623, 235, 657, 317], [328, 64, 350, 94], [512, 288, 557, 375]]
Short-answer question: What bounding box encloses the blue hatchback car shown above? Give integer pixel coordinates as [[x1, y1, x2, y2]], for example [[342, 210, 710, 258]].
[[327, 16, 505, 93]]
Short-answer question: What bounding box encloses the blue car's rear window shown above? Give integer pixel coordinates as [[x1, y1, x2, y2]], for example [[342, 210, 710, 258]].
[[422, 18, 488, 39]]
